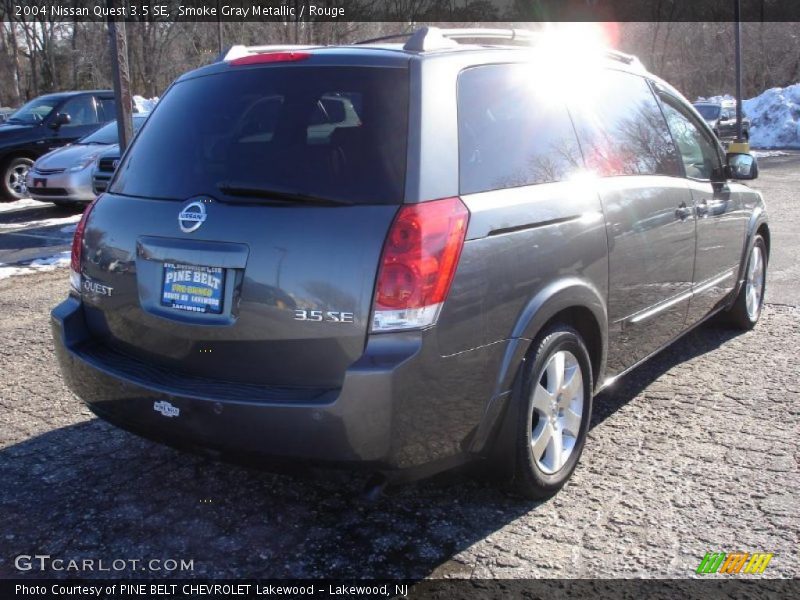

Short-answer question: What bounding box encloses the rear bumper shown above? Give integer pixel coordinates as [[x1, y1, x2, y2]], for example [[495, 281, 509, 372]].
[[52, 297, 505, 472]]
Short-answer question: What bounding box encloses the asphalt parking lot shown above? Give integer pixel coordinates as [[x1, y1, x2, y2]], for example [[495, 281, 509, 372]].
[[0, 155, 798, 580]]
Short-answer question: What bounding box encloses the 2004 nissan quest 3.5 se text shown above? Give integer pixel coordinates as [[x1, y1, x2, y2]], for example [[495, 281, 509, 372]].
[[51, 27, 769, 498]]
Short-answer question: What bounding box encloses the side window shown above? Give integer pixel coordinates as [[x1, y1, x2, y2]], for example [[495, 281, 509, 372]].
[[59, 95, 99, 126], [659, 96, 722, 181], [457, 63, 584, 194], [568, 70, 681, 178]]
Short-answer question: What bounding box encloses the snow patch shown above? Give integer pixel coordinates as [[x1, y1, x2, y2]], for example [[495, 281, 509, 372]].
[[0, 250, 71, 280], [696, 93, 736, 104], [751, 149, 788, 158], [133, 95, 159, 113], [30, 251, 71, 268], [743, 84, 800, 149], [0, 266, 33, 280], [0, 198, 44, 212], [0, 214, 81, 231]]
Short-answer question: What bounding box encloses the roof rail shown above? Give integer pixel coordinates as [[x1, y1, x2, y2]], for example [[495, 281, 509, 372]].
[[355, 32, 414, 45], [402, 26, 536, 51], [605, 49, 636, 65], [222, 28, 645, 71]]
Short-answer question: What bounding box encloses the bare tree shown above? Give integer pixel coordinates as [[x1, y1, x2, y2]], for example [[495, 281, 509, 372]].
[[0, 19, 798, 108]]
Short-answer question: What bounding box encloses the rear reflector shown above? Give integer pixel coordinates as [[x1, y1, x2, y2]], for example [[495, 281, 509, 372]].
[[70, 195, 101, 293], [230, 52, 311, 66], [371, 197, 469, 332]]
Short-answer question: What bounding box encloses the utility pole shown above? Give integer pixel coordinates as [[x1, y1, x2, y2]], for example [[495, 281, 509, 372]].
[[107, 0, 133, 152], [732, 0, 749, 152]]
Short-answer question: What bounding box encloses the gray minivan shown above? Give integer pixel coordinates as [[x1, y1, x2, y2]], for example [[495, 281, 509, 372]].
[[52, 28, 769, 498]]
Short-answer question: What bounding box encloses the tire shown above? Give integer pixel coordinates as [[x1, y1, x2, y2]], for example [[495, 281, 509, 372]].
[[726, 234, 767, 330], [2, 156, 33, 200], [510, 325, 593, 499]]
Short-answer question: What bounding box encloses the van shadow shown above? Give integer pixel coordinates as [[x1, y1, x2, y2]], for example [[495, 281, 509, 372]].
[[0, 321, 743, 580]]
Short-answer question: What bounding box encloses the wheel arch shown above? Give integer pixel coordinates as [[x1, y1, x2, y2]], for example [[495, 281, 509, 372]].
[[1, 150, 39, 166], [756, 221, 770, 258], [507, 277, 607, 393], [468, 277, 607, 456], [729, 204, 769, 307]]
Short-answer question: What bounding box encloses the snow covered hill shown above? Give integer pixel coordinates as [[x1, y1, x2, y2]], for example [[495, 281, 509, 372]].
[[697, 84, 800, 149]]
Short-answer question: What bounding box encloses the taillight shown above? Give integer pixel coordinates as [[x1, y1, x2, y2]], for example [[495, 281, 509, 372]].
[[70, 196, 101, 293], [371, 197, 469, 332], [230, 51, 310, 66]]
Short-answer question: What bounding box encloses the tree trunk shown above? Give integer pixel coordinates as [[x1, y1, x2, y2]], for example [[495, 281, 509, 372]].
[[71, 21, 79, 89], [5, 21, 22, 104]]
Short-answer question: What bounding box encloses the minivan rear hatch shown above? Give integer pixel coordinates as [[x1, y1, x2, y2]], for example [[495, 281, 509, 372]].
[[79, 59, 409, 390]]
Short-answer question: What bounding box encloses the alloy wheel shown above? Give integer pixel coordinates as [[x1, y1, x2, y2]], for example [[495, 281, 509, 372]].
[[745, 244, 764, 321], [7, 161, 31, 196], [530, 349, 584, 474]]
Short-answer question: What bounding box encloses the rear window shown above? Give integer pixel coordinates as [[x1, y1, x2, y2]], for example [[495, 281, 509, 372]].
[[111, 66, 409, 205]]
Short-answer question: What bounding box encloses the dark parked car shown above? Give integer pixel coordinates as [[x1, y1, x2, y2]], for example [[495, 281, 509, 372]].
[[693, 101, 750, 141], [52, 28, 769, 498], [0, 90, 116, 200]]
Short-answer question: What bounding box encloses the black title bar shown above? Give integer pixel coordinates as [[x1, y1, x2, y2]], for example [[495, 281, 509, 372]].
[[3, 579, 799, 600], [1, 0, 799, 22]]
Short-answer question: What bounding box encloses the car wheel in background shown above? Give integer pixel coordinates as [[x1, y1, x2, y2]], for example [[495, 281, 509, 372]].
[[2, 156, 33, 200], [510, 325, 593, 499], [726, 234, 767, 330]]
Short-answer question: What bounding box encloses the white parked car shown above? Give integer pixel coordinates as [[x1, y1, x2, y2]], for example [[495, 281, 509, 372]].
[[27, 114, 148, 207]]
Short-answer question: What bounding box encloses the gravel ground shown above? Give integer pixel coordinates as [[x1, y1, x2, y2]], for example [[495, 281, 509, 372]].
[[0, 157, 798, 580]]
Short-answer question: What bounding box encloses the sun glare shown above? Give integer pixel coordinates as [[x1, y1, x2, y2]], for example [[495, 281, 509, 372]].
[[537, 22, 613, 64], [528, 23, 619, 110]]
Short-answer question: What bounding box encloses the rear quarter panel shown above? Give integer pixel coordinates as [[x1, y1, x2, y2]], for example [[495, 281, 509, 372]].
[[457, 180, 609, 352]]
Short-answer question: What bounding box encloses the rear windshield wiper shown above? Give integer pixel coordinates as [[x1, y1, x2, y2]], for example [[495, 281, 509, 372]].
[[217, 183, 352, 206]]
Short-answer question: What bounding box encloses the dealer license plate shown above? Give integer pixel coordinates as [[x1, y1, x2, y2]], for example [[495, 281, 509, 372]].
[[161, 262, 224, 314]]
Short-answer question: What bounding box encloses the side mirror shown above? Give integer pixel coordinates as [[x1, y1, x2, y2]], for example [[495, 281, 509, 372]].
[[726, 152, 758, 180], [49, 112, 71, 129]]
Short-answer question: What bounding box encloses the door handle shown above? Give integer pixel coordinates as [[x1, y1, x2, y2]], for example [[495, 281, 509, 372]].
[[675, 203, 692, 220]]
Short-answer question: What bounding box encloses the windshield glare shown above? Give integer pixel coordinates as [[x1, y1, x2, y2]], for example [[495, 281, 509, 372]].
[[78, 115, 148, 145], [694, 104, 721, 120], [7, 97, 58, 124]]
